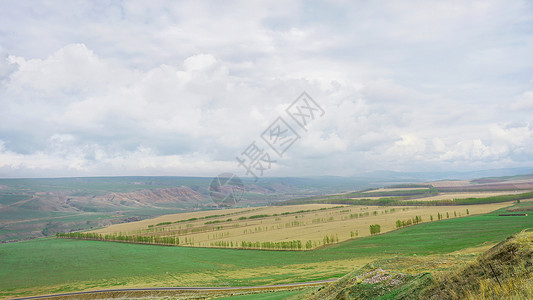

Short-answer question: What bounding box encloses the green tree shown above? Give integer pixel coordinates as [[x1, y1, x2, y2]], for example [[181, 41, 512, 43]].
[[306, 240, 313, 249], [396, 220, 402, 228], [370, 224, 381, 235]]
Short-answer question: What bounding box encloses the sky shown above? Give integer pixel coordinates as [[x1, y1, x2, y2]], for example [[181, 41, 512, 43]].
[[1, 0, 533, 179]]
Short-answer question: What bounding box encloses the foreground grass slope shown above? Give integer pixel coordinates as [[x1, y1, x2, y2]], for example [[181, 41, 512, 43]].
[[299, 229, 533, 300], [1, 203, 532, 298], [425, 230, 533, 299]]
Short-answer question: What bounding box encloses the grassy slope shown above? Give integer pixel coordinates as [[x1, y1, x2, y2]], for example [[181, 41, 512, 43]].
[[1, 205, 532, 298], [300, 230, 533, 300], [423, 230, 533, 299]]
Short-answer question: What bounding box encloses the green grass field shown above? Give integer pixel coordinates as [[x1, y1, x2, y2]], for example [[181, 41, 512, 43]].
[[1, 204, 532, 298], [225, 289, 310, 299], [281, 191, 533, 206]]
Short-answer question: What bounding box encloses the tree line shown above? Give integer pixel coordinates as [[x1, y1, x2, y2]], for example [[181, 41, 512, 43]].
[[395, 216, 422, 228], [56, 232, 181, 245]]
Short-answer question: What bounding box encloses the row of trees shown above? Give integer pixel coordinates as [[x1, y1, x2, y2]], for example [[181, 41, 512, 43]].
[[323, 234, 340, 245], [58, 232, 320, 250], [203, 206, 346, 227], [239, 240, 305, 250], [211, 240, 233, 247], [397, 209, 472, 227], [208, 239, 322, 250], [395, 216, 423, 228], [350, 212, 370, 219], [437, 212, 447, 220], [348, 208, 407, 220], [56, 232, 182, 245]]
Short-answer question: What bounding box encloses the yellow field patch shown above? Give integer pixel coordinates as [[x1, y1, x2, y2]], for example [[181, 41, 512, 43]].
[[94, 204, 338, 234], [90, 202, 512, 250]]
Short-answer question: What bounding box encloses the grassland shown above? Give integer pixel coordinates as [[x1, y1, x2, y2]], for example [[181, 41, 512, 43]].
[[403, 191, 526, 201], [282, 190, 533, 207], [297, 229, 533, 300], [1, 201, 532, 299], [228, 289, 311, 299], [80, 202, 512, 250]]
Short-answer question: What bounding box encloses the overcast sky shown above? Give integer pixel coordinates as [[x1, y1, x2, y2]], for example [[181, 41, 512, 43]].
[[1, 1, 533, 179]]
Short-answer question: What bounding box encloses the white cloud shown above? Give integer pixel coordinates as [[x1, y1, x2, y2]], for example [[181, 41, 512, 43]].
[[442, 139, 498, 161], [387, 134, 427, 158], [1, 1, 533, 178], [6, 44, 129, 98]]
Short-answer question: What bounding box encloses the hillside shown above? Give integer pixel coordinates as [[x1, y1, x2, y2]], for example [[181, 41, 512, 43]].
[[0, 176, 360, 241], [0, 185, 209, 242], [298, 230, 533, 299]]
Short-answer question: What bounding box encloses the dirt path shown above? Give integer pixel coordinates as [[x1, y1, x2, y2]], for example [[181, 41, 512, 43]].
[[10, 279, 337, 299]]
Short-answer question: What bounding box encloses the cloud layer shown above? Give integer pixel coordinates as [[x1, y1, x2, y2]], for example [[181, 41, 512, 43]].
[[1, 1, 533, 178]]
